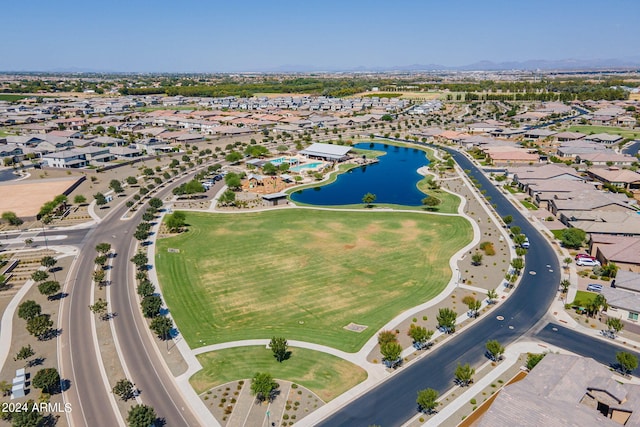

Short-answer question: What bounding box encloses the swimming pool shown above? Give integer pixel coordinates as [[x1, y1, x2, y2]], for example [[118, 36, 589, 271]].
[[290, 162, 323, 172], [269, 157, 298, 165]]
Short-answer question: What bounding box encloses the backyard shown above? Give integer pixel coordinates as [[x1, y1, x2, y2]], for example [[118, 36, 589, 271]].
[[156, 209, 471, 352]]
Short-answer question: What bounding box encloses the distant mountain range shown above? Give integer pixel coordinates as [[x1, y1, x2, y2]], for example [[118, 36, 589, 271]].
[[261, 57, 640, 73], [9, 57, 640, 74]]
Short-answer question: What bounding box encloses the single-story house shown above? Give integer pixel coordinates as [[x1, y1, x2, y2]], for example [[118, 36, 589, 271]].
[[584, 133, 623, 146], [575, 152, 637, 167], [587, 167, 640, 191], [478, 353, 640, 427], [591, 234, 640, 273]]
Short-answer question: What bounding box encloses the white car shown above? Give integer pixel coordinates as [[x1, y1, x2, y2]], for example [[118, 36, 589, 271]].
[[576, 258, 601, 267]]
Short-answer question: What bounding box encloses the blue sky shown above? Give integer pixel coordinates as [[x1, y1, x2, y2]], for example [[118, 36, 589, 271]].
[[1, 0, 639, 72]]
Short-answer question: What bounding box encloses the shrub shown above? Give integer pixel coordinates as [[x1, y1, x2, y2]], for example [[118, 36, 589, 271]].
[[479, 241, 496, 256], [470, 398, 476, 404]]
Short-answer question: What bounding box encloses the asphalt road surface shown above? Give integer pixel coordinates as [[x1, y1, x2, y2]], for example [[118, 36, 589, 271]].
[[319, 145, 562, 426], [59, 171, 205, 427], [535, 322, 640, 376]]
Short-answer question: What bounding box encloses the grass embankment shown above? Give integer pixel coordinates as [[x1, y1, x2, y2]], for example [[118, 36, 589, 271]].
[[190, 346, 367, 401], [566, 125, 640, 140], [156, 209, 471, 352]]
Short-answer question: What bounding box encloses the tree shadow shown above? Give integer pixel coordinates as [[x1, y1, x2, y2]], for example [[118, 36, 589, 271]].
[[27, 357, 46, 367]]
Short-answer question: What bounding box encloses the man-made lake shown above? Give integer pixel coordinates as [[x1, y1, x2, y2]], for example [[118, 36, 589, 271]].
[[290, 142, 430, 206]]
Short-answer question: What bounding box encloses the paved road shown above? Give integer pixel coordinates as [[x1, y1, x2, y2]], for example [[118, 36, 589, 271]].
[[623, 140, 640, 156], [318, 145, 562, 427], [535, 322, 640, 376], [59, 172, 205, 427]]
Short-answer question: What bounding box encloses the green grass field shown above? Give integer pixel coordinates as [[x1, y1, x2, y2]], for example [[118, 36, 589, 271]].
[[0, 94, 31, 102], [190, 346, 367, 401], [156, 209, 471, 352], [571, 290, 598, 307], [566, 125, 640, 140]]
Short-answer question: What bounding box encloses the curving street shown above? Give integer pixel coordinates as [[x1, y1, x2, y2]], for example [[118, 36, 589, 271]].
[[317, 145, 562, 426], [58, 171, 205, 427]]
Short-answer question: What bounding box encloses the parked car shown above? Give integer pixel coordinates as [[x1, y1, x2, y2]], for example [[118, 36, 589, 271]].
[[576, 258, 601, 267], [586, 284, 603, 293], [521, 236, 530, 249], [575, 253, 595, 260]]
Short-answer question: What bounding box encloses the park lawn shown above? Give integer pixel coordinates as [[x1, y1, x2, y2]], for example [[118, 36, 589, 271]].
[[190, 346, 367, 401], [551, 229, 564, 240], [416, 178, 461, 214], [156, 209, 471, 352], [566, 125, 640, 140]]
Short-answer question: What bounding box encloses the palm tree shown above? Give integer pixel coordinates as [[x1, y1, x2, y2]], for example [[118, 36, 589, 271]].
[[486, 289, 498, 304], [560, 279, 570, 295]]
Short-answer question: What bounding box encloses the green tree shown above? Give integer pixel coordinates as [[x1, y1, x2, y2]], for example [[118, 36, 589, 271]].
[[166, 211, 186, 232], [262, 162, 277, 175], [563, 257, 572, 269], [380, 342, 403, 367], [95, 254, 108, 267], [1, 211, 23, 226], [378, 330, 398, 346], [502, 215, 513, 226], [112, 378, 135, 401], [109, 179, 124, 194], [31, 270, 49, 282], [7, 400, 44, 426], [244, 144, 270, 158], [126, 176, 138, 185], [485, 340, 505, 361], [93, 269, 106, 287], [131, 253, 148, 269], [526, 353, 546, 370], [454, 363, 475, 386], [0, 380, 11, 397], [616, 351, 638, 375], [486, 289, 498, 304], [18, 300, 41, 320], [40, 256, 57, 270], [437, 308, 457, 333], [407, 324, 434, 348], [606, 317, 624, 336], [601, 262, 618, 278], [467, 298, 482, 318], [184, 179, 205, 195], [127, 404, 157, 427], [560, 279, 570, 294], [416, 388, 439, 414], [560, 228, 586, 249], [137, 281, 155, 297], [224, 172, 242, 190], [218, 189, 236, 206], [422, 196, 441, 210], [142, 212, 155, 222], [96, 242, 112, 254], [513, 234, 526, 247], [89, 298, 108, 319], [27, 314, 53, 340], [94, 192, 107, 207], [14, 344, 35, 366], [511, 257, 525, 274], [38, 280, 61, 300], [32, 368, 60, 394], [471, 252, 483, 266], [510, 226, 521, 236], [133, 229, 149, 242], [250, 372, 279, 402], [362, 192, 376, 207], [225, 151, 243, 163], [150, 316, 173, 340], [270, 337, 289, 362], [148, 197, 163, 209], [141, 295, 162, 318]]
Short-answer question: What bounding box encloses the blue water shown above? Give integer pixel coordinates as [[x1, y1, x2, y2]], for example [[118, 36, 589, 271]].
[[290, 142, 430, 206]]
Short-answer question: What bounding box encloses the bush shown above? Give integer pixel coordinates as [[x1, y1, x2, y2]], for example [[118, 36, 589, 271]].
[[470, 398, 476, 404], [479, 241, 496, 256]]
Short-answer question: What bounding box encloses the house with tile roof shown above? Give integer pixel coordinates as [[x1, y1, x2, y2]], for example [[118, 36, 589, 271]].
[[478, 353, 640, 427]]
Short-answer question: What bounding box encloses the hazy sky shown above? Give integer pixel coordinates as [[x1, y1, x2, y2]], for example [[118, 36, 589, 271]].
[[2, 0, 639, 72]]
